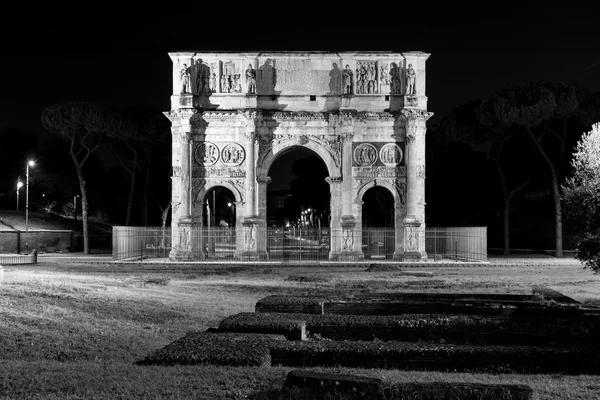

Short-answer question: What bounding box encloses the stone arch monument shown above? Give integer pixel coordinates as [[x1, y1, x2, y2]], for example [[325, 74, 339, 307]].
[[165, 52, 432, 261]]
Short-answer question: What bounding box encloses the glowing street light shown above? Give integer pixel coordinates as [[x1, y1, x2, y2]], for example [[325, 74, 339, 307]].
[[16, 181, 23, 211], [25, 160, 35, 232]]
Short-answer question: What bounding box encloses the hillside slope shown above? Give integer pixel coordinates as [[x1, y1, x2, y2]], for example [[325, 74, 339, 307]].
[[0, 210, 112, 234]]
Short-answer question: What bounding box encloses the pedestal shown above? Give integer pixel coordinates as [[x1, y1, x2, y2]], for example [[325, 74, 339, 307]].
[[402, 219, 423, 261], [338, 215, 363, 261], [240, 217, 260, 260], [169, 220, 198, 261]]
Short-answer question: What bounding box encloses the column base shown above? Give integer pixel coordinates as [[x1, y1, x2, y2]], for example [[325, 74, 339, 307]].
[[169, 249, 194, 261], [338, 251, 364, 261]]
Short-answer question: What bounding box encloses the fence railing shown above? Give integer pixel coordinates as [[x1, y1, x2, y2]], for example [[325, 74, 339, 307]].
[[113, 226, 487, 262], [0, 252, 38, 265]]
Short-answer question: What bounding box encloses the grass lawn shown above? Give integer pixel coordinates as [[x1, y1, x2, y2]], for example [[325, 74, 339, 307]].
[[0, 258, 599, 399]]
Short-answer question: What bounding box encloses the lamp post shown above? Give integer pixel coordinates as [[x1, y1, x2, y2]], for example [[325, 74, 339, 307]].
[[74, 195, 80, 220], [25, 160, 35, 233], [16, 181, 23, 211]]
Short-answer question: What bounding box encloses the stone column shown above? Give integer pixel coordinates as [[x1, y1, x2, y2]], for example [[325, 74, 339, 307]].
[[325, 176, 343, 260], [401, 108, 433, 260], [256, 174, 271, 259], [338, 130, 361, 261], [165, 106, 197, 261], [241, 122, 259, 260]]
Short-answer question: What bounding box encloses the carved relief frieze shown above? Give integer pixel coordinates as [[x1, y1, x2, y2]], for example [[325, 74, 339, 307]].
[[192, 178, 206, 201], [342, 228, 354, 251], [355, 112, 395, 122], [393, 180, 406, 204], [354, 166, 405, 178], [356, 61, 377, 94], [379, 63, 391, 86], [353, 143, 378, 167], [194, 166, 246, 178], [221, 143, 245, 166], [390, 62, 402, 94], [244, 225, 256, 251], [194, 142, 219, 166], [405, 225, 419, 252], [193, 60, 212, 95]]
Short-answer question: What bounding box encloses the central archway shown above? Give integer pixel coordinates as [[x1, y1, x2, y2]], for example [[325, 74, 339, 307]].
[[266, 146, 330, 260]]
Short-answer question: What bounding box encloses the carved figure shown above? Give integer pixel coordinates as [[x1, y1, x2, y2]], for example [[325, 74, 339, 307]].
[[367, 63, 377, 94], [406, 64, 416, 95], [356, 64, 367, 94], [380, 64, 390, 85], [195, 69, 203, 94], [180, 64, 191, 93], [210, 73, 217, 92], [342, 65, 353, 94], [390, 63, 401, 94], [233, 74, 242, 93], [245, 64, 256, 94]]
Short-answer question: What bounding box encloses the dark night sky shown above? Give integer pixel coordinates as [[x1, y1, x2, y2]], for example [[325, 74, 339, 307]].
[[1, 2, 598, 139]]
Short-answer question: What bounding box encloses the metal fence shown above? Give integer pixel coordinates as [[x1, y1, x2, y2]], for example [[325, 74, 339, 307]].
[[0, 252, 38, 265], [113, 226, 487, 262], [426, 226, 487, 262]]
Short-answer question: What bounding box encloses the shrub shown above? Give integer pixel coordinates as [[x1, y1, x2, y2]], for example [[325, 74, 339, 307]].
[[135, 331, 286, 367]]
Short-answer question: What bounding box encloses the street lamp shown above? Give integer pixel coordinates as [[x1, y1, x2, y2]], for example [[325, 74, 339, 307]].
[[16, 181, 23, 211], [25, 160, 35, 232]]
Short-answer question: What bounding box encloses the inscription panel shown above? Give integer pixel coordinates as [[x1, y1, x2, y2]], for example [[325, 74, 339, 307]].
[[268, 59, 341, 95]]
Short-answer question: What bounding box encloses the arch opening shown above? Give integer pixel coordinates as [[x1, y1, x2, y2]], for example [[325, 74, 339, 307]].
[[362, 186, 394, 228], [267, 146, 330, 228], [202, 186, 237, 227]]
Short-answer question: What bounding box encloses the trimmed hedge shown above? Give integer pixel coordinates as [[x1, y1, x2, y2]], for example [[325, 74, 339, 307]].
[[218, 312, 307, 340], [270, 340, 600, 374], [256, 294, 595, 318], [134, 331, 286, 367], [255, 295, 326, 314], [215, 312, 600, 346]]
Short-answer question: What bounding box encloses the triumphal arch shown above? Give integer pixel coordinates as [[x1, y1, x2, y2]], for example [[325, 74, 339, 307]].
[[165, 51, 432, 261]]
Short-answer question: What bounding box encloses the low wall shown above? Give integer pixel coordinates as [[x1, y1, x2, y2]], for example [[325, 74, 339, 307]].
[[0, 230, 73, 253]]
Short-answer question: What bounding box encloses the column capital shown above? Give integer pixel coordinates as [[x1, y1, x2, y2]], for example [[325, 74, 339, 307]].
[[402, 109, 433, 143]]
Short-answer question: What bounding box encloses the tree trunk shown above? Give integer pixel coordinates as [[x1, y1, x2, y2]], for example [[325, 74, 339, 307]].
[[161, 202, 171, 228], [503, 196, 511, 256], [527, 127, 563, 257], [71, 153, 89, 254]]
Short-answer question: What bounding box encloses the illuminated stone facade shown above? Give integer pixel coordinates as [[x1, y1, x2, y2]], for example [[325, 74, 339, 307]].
[[166, 52, 432, 261]]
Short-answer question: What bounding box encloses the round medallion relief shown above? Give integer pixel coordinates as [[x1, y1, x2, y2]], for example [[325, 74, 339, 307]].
[[379, 143, 403, 166], [353, 143, 378, 167], [221, 143, 246, 166], [194, 142, 219, 166]]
